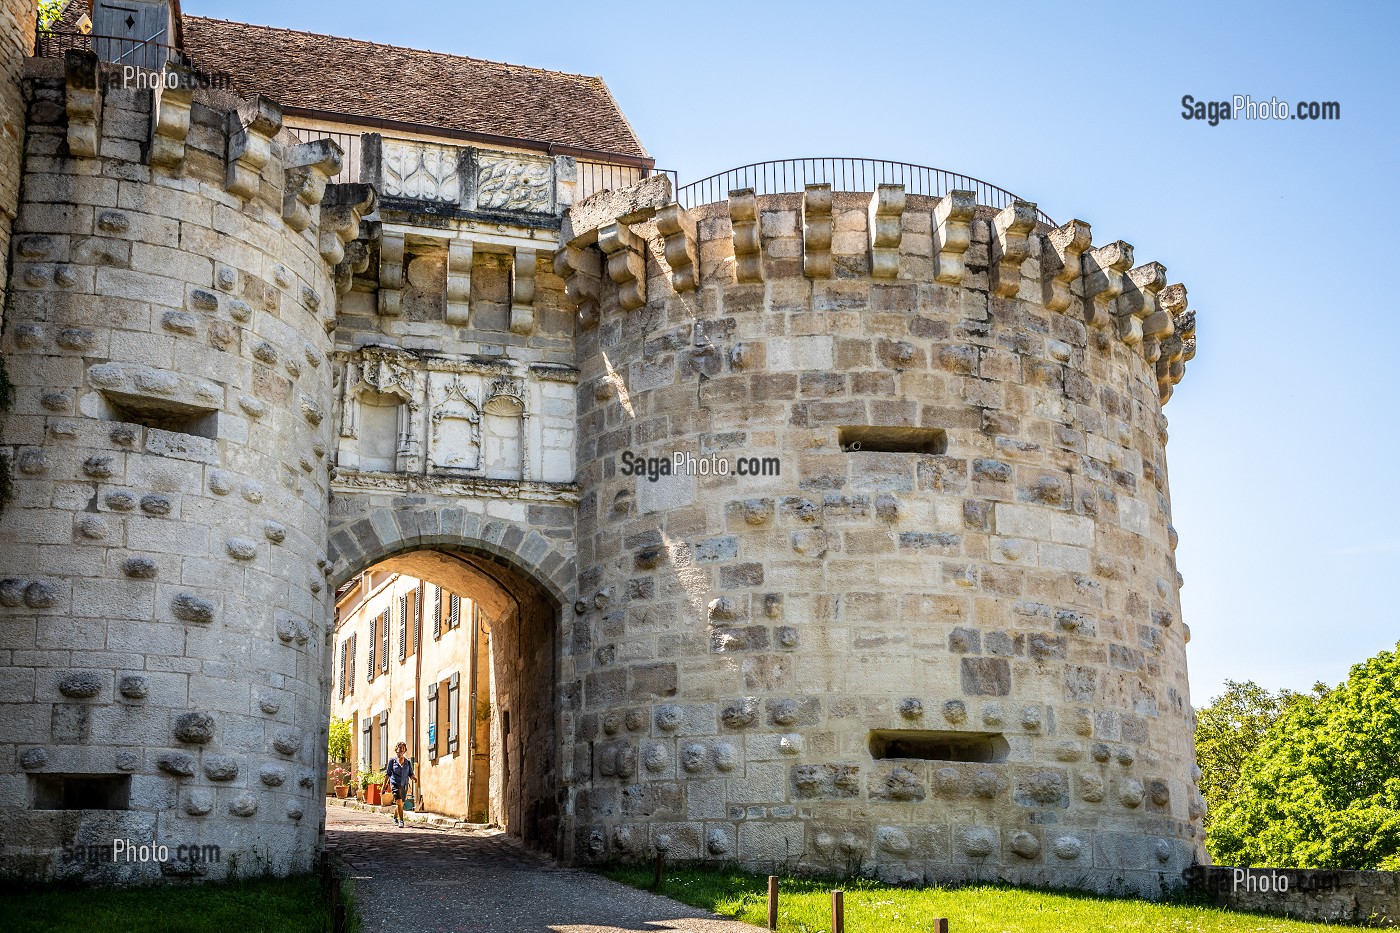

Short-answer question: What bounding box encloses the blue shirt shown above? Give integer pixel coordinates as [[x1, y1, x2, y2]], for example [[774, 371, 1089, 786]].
[[385, 755, 414, 788]]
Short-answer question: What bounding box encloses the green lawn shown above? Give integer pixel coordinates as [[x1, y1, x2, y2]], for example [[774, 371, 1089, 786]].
[[605, 865, 1345, 932], [2, 873, 350, 933]]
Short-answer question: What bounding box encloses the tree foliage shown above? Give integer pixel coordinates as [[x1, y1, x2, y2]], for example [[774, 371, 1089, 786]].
[[1206, 644, 1400, 869], [1194, 679, 1299, 830], [37, 1, 66, 31], [327, 716, 351, 763]]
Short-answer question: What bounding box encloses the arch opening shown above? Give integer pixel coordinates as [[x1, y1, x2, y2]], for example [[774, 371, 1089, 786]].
[[323, 545, 561, 854]]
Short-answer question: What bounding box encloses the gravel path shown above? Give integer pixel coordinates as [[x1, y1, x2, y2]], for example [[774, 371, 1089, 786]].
[[326, 806, 759, 933]]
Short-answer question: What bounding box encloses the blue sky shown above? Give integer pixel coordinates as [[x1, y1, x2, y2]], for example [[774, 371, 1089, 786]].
[[193, 0, 1399, 703]]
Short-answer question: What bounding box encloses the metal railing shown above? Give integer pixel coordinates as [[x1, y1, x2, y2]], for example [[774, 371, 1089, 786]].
[[675, 158, 1055, 226], [285, 126, 364, 186], [576, 161, 677, 202], [36, 30, 186, 71]]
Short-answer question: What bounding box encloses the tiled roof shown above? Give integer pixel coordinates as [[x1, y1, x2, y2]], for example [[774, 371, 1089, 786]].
[[55, 4, 649, 162]]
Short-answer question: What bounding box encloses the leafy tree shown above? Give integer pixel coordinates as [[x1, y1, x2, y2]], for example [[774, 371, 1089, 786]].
[[37, 1, 66, 31], [327, 716, 352, 763], [1194, 679, 1298, 830], [1207, 644, 1400, 869]]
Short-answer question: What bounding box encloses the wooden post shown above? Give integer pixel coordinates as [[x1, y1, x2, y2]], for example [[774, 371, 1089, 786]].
[[933, 920, 949, 933], [767, 875, 779, 929], [653, 850, 665, 891], [831, 890, 845, 933]]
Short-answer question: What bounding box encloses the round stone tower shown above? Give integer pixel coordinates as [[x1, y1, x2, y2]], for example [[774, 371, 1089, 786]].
[[0, 52, 373, 880], [559, 177, 1201, 895]]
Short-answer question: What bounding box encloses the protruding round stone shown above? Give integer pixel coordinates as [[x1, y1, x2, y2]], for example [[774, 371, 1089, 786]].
[[123, 556, 158, 579], [960, 828, 996, 858], [118, 674, 149, 699], [24, 581, 58, 608], [157, 752, 197, 777], [173, 712, 215, 744], [184, 790, 214, 815], [203, 755, 239, 781], [272, 728, 302, 756], [226, 537, 258, 561], [1053, 835, 1083, 860], [876, 826, 912, 854], [228, 792, 258, 817], [898, 697, 924, 719], [260, 764, 288, 787], [654, 705, 682, 731], [58, 671, 103, 698], [172, 593, 215, 624], [19, 747, 48, 770]]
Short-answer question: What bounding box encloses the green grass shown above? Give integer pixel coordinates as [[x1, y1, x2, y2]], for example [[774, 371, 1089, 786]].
[[2, 872, 351, 933], [604, 864, 1346, 932]]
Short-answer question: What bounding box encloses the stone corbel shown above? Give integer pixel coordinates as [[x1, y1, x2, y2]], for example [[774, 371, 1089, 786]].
[[149, 62, 196, 170], [1141, 281, 1179, 363], [378, 230, 405, 316], [729, 189, 763, 283], [654, 204, 698, 293], [932, 190, 976, 284], [1117, 262, 1167, 350], [64, 50, 103, 159], [319, 184, 377, 266], [446, 240, 473, 325], [1041, 219, 1091, 312], [554, 244, 601, 328], [510, 247, 537, 335], [1156, 286, 1190, 402], [868, 184, 906, 279], [283, 140, 344, 232], [598, 221, 647, 311], [227, 97, 283, 200], [802, 184, 833, 279], [335, 236, 372, 297], [1082, 240, 1134, 328], [990, 200, 1039, 297]]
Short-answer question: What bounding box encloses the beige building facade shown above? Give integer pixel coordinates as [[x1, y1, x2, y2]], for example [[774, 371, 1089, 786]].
[[331, 571, 492, 822]]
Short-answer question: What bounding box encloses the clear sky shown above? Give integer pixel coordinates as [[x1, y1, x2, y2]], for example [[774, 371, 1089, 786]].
[[191, 0, 1399, 704]]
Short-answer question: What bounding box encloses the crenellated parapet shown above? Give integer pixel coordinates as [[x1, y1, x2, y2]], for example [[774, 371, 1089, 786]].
[[556, 180, 1198, 404]]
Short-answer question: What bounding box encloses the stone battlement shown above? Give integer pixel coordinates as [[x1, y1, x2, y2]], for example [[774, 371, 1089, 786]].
[[557, 179, 1197, 405]]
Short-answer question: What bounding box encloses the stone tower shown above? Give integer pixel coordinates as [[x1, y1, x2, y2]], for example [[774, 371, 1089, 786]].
[[555, 178, 1200, 894], [0, 47, 373, 879]]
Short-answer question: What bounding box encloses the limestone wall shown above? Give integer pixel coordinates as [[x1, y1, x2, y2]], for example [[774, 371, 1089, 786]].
[[0, 0, 35, 327], [0, 55, 365, 881], [560, 184, 1203, 895]]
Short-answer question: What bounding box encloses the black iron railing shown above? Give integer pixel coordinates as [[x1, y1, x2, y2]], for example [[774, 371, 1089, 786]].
[[675, 158, 1055, 226], [36, 30, 187, 70], [576, 161, 677, 202]]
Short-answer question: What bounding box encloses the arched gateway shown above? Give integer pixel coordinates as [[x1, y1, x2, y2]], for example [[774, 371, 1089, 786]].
[[1, 4, 1205, 896]]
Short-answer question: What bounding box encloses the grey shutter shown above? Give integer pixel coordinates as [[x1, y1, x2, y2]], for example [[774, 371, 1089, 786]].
[[433, 586, 443, 640], [348, 635, 356, 695], [380, 610, 390, 673], [379, 710, 389, 767], [447, 672, 460, 755], [366, 615, 376, 682], [398, 594, 408, 661], [360, 716, 371, 770], [338, 640, 347, 700], [448, 594, 461, 630], [413, 586, 421, 648], [426, 682, 438, 762]]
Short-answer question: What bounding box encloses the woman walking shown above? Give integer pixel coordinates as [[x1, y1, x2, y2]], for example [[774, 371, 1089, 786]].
[[383, 741, 415, 828]]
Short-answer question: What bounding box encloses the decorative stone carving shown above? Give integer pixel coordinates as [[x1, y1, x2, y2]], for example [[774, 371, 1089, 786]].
[[868, 184, 905, 279], [227, 97, 282, 199], [729, 189, 763, 283], [510, 247, 537, 335], [654, 204, 698, 293], [383, 140, 461, 203], [149, 63, 196, 170], [428, 375, 481, 472], [283, 140, 343, 233], [598, 221, 647, 311], [933, 190, 976, 284], [554, 244, 601, 327], [803, 184, 834, 278], [319, 184, 377, 266], [379, 230, 405, 316], [446, 240, 472, 325], [990, 200, 1038, 297], [476, 156, 551, 213]]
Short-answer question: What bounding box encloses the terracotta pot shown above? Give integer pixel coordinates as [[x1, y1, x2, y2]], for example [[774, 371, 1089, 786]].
[[366, 783, 381, 806], [334, 785, 349, 799]]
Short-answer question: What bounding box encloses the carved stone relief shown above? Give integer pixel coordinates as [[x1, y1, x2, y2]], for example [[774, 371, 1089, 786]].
[[476, 157, 552, 213], [383, 140, 461, 203]]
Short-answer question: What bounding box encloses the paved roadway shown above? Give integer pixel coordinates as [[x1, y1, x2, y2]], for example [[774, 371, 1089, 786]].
[[325, 806, 759, 933]]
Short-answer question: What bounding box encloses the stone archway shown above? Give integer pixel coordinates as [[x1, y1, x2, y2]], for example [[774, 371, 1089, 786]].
[[323, 505, 574, 854]]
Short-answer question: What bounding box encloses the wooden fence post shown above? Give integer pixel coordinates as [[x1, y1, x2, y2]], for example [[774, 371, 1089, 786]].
[[653, 850, 665, 891], [768, 875, 779, 929], [831, 890, 844, 933]]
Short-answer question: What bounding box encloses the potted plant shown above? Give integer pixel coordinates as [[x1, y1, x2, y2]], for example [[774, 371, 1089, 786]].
[[328, 764, 352, 798], [364, 768, 386, 806]]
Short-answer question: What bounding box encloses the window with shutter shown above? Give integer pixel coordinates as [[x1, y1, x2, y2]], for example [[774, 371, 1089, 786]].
[[433, 586, 443, 640], [448, 594, 461, 630], [413, 585, 421, 649], [348, 635, 356, 695], [338, 640, 347, 700], [398, 594, 408, 661], [447, 672, 460, 755], [379, 710, 388, 767], [380, 610, 390, 673], [366, 616, 376, 682], [361, 716, 372, 770], [426, 682, 438, 762]]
